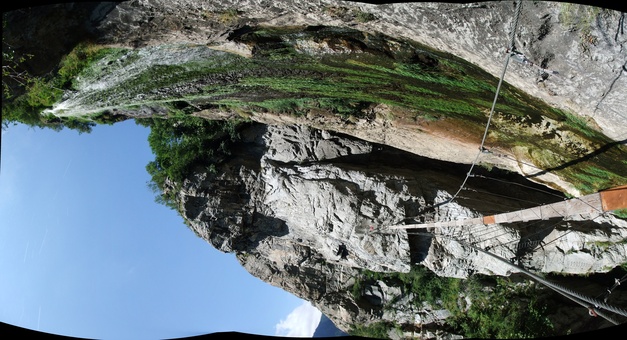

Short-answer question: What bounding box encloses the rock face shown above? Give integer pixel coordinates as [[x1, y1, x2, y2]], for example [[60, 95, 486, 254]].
[[11, 1, 622, 139], [5, 0, 626, 335], [180, 124, 413, 273], [88, 0, 627, 141], [362, 1, 627, 141], [174, 122, 627, 333]]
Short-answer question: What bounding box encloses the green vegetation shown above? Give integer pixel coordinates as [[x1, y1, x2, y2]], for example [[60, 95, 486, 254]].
[[140, 115, 246, 209], [587, 241, 613, 250], [350, 321, 399, 339], [349, 268, 555, 339], [569, 165, 626, 194], [350, 267, 461, 308], [448, 277, 554, 339], [2, 40, 118, 132], [57, 43, 113, 89], [2, 32, 33, 101], [323, 6, 377, 23], [355, 10, 376, 23], [4, 25, 625, 194], [613, 209, 627, 220]]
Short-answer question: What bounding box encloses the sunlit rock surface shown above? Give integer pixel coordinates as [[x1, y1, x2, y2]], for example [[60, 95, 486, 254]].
[[5, 0, 626, 336], [175, 123, 627, 333], [91, 0, 627, 140]]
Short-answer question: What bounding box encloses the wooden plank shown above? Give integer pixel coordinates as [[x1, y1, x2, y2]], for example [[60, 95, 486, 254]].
[[535, 194, 602, 219], [499, 194, 601, 223]]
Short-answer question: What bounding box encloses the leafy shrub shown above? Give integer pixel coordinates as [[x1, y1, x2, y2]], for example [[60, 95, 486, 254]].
[[355, 11, 376, 23], [144, 115, 246, 208], [2, 41, 111, 132], [447, 276, 555, 339], [57, 42, 107, 88], [25, 78, 62, 108], [612, 209, 627, 220], [349, 321, 397, 339], [350, 268, 555, 339]]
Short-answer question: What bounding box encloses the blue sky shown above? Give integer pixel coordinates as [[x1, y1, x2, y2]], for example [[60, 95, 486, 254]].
[[0, 121, 321, 339]]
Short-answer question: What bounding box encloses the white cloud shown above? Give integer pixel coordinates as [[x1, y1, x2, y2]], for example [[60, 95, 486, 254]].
[[275, 300, 322, 337]]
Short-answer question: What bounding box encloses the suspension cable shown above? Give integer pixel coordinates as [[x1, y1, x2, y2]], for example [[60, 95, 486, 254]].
[[446, 0, 523, 205], [599, 274, 627, 303], [539, 279, 621, 325], [469, 174, 566, 199], [467, 240, 627, 318], [403, 229, 627, 318]]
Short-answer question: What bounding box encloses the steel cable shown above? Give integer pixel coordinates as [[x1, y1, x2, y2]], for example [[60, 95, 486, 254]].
[[446, 0, 523, 206]]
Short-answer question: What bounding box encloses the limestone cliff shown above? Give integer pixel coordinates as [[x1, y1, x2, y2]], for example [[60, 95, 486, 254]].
[[87, 0, 626, 141], [6, 1, 626, 140], [4, 0, 627, 337], [172, 122, 626, 335]]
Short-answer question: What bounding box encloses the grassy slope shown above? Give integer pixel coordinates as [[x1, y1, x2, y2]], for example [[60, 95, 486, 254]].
[[8, 25, 627, 194], [110, 27, 627, 195]]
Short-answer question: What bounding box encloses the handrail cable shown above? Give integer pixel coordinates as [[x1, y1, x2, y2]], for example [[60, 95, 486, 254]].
[[469, 174, 566, 199], [445, 0, 523, 205], [467, 240, 627, 318], [462, 187, 543, 206], [401, 229, 627, 318]]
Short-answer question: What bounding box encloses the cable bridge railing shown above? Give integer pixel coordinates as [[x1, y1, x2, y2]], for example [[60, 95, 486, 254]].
[[380, 0, 627, 327], [389, 185, 626, 230], [384, 186, 627, 324]]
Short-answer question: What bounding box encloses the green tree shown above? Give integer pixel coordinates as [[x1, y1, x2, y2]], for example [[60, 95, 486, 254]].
[[3, 27, 106, 132], [349, 268, 554, 339], [145, 116, 245, 208], [2, 16, 34, 102]]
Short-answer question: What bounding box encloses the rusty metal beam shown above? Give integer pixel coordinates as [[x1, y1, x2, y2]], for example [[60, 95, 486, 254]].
[[388, 186, 627, 230], [599, 185, 627, 212]]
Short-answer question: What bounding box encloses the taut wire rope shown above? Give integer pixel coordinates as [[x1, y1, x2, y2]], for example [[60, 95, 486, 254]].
[[446, 0, 523, 205]]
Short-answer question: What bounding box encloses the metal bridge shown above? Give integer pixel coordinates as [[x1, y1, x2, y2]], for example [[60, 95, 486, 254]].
[[382, 0, 627, 328], [389, 185, 627, 230]]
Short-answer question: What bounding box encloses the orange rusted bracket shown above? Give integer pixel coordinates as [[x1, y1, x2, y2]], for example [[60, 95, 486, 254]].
[[483, 215, 496, 225], [600, 185, 627, 212]]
